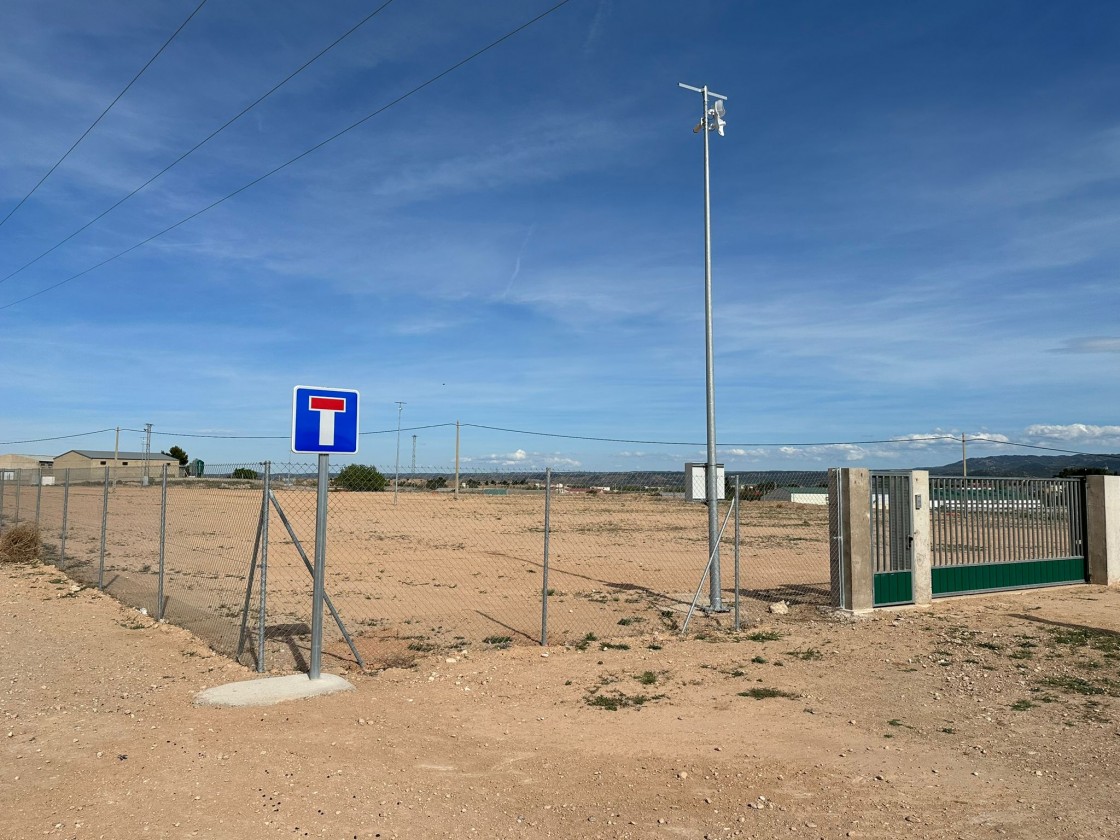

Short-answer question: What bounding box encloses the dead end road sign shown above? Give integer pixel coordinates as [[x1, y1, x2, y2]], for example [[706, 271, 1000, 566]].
[[292, 386, 360, 454]]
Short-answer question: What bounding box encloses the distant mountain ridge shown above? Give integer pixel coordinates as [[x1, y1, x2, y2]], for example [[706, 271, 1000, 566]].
[[926, 453, 1120, 478]]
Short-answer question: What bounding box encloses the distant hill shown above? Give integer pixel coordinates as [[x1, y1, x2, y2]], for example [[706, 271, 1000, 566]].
[[926, 453, 1120, 478]]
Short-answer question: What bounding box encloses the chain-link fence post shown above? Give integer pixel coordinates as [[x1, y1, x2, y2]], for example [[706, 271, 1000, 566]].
[[14, 469, 21, 525], [35, 467, 43, 527], [157, 464, 168, 620], [59, 470, 71, 569], [540, 467, 551, 647], [734, 475, 741, 630], [0, 470, 5, 530], [258, 461, 271, 673], [98, 466, 110, 589]]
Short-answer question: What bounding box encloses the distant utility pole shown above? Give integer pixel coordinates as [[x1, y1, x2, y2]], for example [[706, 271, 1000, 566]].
[[961, 434, 968, 479], [411, 434, 417, 475], [454, 420, 461, 499], [143, 423, 153, 486], [393, 402, 405, 504]]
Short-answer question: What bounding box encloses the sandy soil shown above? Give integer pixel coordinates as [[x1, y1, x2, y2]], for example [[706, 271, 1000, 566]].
[[3, 557, 1120, 840]]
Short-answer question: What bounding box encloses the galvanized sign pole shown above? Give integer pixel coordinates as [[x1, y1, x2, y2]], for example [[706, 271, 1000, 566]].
[[309, 453, 329, 680], [292, 386, 360, 681]]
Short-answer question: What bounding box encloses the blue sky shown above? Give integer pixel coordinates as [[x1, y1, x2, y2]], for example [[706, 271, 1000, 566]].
[[1, 0, 1118, 472]]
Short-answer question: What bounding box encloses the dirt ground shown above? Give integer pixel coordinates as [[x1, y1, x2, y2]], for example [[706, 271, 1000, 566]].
[[3, 558, 1120, 840]]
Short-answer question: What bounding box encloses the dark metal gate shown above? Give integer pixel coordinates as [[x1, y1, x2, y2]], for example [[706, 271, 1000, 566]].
[[870, 471, 913, 606]]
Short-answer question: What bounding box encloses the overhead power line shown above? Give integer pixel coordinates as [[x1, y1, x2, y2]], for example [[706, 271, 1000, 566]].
[[0, 428, 117, 446], [4, 429, 1111, 460], [964, 436, 1107, 457], [0, 0, 576, 311], [43, 424, 1107, 458], [0, 0, 211, 231], [0, 0, 397, 288], [116, 422, 456, 439], [462, 424, 965, 448]]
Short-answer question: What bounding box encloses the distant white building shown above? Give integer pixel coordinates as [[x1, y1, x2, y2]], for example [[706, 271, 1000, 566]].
[[764, 487, 829, 505]]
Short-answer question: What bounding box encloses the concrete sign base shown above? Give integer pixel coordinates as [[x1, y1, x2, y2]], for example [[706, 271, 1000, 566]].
[[195, 673, 354, 708]]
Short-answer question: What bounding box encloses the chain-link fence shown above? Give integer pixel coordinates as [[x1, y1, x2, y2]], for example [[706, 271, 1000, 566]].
[[1, 464, 831, 671]]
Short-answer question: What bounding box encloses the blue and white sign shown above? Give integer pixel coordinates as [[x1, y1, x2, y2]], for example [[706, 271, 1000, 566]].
[[292, 386, 360, 454]]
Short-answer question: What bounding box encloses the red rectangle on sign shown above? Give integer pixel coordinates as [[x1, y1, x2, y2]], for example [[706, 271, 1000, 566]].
[[310, 396, 346, 412]]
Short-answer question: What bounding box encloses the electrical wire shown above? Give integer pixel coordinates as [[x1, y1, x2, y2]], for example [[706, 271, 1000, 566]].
[[963, 436, 1107, 457], [0, 0, 211, 231], [0, 0, 576, 311], [114, 422, 457, 439], [0, 428, 117, 446], [0, 0, 397, 287], [462, 424, 963, 448], [27, 424, 1105, 459]]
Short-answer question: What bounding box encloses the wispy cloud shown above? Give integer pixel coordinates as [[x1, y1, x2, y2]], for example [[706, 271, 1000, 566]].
[[463, 449, 581, 469], [1051, 337, 1120, 354], [1025, 424, 1120, 444], [503, 223, 536, 298]]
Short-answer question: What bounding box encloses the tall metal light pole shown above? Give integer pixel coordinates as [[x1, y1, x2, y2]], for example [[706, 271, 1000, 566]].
[[679, 82, 727, 612], [393, 401, 405, 503]]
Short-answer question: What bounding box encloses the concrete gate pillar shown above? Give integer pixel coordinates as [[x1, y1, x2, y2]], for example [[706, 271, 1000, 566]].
[[830, 468, 872, 613], [910, 471, 932, 606], [1086, 475, 1120, 586]]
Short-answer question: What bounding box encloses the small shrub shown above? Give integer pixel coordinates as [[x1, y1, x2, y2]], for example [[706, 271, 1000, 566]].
[[746, 631, 782, 642], [738, 687, 798, 700], [333, 464, 387, 492], [585, 691, 666, 711], [787, 648, 823, 661], [575, 632, 598, 652], [0, 523, 41, 564]]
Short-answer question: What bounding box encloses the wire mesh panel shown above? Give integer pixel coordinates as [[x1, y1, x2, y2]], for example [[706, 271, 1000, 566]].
[[36, 473, 68, 566], [547, 472, 704, 643], [736, 471, 832, 610], [278, 464, 546, 670], [96, 474, 165, 615], [161, 465, 271, 665], [0, 468, 38, 528], [53, 467, 111, 584]]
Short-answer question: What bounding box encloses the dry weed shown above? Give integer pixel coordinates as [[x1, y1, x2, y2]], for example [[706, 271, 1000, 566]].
[[0, 523, 42, 564]]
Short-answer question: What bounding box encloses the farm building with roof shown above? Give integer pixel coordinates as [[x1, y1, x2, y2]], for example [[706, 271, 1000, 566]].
[[53, 450, 179, 481]]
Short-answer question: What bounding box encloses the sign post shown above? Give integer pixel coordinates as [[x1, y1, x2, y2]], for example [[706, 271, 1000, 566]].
[[292, 386, 360, 680]]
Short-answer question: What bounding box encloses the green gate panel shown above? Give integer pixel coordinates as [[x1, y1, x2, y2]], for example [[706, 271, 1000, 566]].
[[932, 557, 1087, 598], [874, 571, 913, 606]]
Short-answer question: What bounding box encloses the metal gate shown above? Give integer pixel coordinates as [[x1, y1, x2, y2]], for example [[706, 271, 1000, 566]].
[[930, 477, 1087, 596], [870, 471, 913, 606]]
